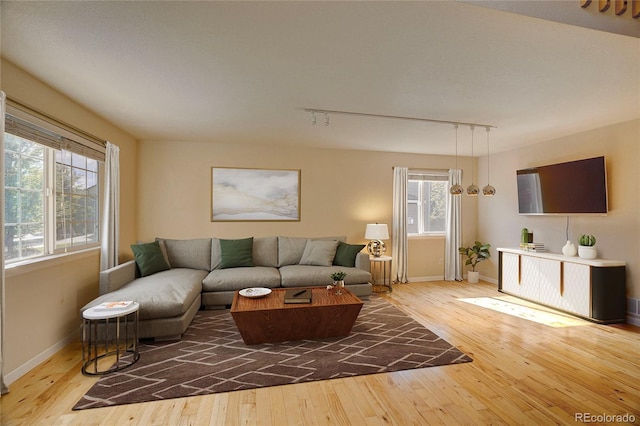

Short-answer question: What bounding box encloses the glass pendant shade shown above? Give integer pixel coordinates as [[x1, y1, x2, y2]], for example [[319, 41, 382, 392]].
[[466, 184, 479, 196]]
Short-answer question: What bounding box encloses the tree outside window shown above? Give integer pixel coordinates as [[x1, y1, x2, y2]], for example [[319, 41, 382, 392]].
[[4, 118, 100, 264]]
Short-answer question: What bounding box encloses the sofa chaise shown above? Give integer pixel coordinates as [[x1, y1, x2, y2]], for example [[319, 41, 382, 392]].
[[82, 236, 373, 340]]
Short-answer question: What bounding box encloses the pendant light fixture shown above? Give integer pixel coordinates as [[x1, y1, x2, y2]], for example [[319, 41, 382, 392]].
[[466, 125, 479, 196], [482, 126, 496, 196], [449, 124, 463, 195]]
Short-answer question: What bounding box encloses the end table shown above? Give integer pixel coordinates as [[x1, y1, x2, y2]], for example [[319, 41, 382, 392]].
[[82, 302, 140, 375], [370, 255, 392, 293]]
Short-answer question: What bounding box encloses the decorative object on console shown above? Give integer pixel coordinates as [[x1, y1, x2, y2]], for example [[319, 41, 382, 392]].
[[523, 242, 545, 252], [562, 240, 577, 256], [458, 241, 491, 283], [578, 234, 597, 259], [365, 223, 389, 257], [520, 228, 531, 249]]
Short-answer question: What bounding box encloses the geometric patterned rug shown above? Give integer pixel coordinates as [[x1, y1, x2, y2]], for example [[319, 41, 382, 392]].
[[73, 296, 472, 410]]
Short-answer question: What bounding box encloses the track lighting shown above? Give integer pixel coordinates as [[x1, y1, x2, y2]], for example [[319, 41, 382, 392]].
[[303, 108, 497, 197]]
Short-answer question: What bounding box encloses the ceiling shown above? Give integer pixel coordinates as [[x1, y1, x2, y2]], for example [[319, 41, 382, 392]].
[[1, 1, 639, 156]]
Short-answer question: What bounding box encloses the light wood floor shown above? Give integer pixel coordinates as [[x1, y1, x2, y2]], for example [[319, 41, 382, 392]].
[[3, 281, 640, 425]]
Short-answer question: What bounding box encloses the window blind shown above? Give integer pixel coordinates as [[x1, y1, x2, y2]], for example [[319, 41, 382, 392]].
[[408, 170, 448, 181], [5, 103, 106, 162]]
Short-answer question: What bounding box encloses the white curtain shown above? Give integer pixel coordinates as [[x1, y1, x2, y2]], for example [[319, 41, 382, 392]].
[[100, 142, 120, 271], [445, 169, 462, 281], [392, 167, 408, 283], [1, 91, 8, 394]]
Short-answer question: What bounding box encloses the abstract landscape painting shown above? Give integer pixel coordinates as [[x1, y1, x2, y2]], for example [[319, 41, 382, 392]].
[[211, 168, 300, 221]]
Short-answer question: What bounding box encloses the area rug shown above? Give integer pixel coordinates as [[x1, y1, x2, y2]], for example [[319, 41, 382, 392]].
[[73, 296, 472, 410]]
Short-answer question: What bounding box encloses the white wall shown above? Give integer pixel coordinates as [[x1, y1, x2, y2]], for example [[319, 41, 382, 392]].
[[476, 119, 640, 299]]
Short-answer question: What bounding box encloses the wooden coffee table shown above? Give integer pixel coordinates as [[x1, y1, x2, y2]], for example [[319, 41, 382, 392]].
[[230, 287, 363, 345]]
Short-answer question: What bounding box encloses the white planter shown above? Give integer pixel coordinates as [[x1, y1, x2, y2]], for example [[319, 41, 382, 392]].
[[467, 271, 480, 283], [578, 245, 597, 259]]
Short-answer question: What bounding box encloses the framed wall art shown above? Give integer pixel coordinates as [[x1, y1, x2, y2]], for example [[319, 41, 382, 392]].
[[211, 167, 301, 221]]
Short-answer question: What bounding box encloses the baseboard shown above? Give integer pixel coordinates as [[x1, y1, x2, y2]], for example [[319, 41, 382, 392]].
[[479, 275, 498, 285], [626, 314, 640, 327], [407, 276, 444, 283], [625, 297, 640, 326], [5, 328, 79, 386], [406, 275, 498, 284]]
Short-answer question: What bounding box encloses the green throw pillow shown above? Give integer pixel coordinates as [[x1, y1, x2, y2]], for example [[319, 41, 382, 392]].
[[333, 242, 366, 267], [219, 237, 254, 269], [131, 241, 171, 277]]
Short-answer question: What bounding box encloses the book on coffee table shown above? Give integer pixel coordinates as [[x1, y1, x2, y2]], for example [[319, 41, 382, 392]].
[[284, 288, 312, 304]]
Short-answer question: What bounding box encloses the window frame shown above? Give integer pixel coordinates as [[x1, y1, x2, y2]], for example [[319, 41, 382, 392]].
[[4, 108, 104, 267], [407, 171, 448, 237]]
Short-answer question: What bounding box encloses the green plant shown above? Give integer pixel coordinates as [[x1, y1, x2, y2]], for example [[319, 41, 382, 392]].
[[458, 241, 491, 272], [579, 234, 596, 246], [330, 271, 347, 281]]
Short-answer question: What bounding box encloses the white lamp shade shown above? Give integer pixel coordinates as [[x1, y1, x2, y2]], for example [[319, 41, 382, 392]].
[[365, 223, 389, 240]]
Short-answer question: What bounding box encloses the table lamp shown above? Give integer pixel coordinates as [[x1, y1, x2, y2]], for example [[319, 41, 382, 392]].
[[365, 223, 389, 257]]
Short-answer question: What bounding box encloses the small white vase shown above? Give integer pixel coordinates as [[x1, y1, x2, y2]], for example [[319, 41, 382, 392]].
[[578, 245, 597, 259], [562, 240, 577, 257], [467, 271, 479, 283]]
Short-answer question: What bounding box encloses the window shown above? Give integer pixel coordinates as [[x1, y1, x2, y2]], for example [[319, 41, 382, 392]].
[[407, 171, 447, 235], [4, 112, 102, 264]]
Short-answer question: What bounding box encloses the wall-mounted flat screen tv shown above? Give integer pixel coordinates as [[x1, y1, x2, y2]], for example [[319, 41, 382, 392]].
[[517, 156, 608, 215]]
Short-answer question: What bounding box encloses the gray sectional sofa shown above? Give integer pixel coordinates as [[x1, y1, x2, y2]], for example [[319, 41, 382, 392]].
[[82, 236, 373, 340]]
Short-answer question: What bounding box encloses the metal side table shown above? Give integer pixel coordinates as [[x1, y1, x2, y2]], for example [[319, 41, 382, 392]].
[[370, 255, 392, 293], [82, 302, 140, 375]]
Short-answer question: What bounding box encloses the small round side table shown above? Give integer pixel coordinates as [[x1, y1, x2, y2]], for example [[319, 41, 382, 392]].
[[370, 255, 392, 293], [82, 302, 140, 375]]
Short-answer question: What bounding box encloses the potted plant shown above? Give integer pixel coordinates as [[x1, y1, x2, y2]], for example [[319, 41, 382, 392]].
[[330, 271, 347, 295], [458, 241, 491, 283], [578, 234, 597, 259]]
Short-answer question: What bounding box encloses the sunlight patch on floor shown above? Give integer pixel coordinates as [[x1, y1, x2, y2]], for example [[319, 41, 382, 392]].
[[459, 296, 589, 327]]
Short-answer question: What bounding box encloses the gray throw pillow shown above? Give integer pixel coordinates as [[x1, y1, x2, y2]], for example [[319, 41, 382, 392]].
[[220, 237, 254, 269], [299, 239, 339, 266]]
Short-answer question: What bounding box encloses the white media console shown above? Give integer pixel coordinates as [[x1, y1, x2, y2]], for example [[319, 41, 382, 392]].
[[497, 248, 626, 323]]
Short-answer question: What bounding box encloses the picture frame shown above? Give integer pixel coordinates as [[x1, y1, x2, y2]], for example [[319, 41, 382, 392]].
[[211, 167, 301, 222]]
